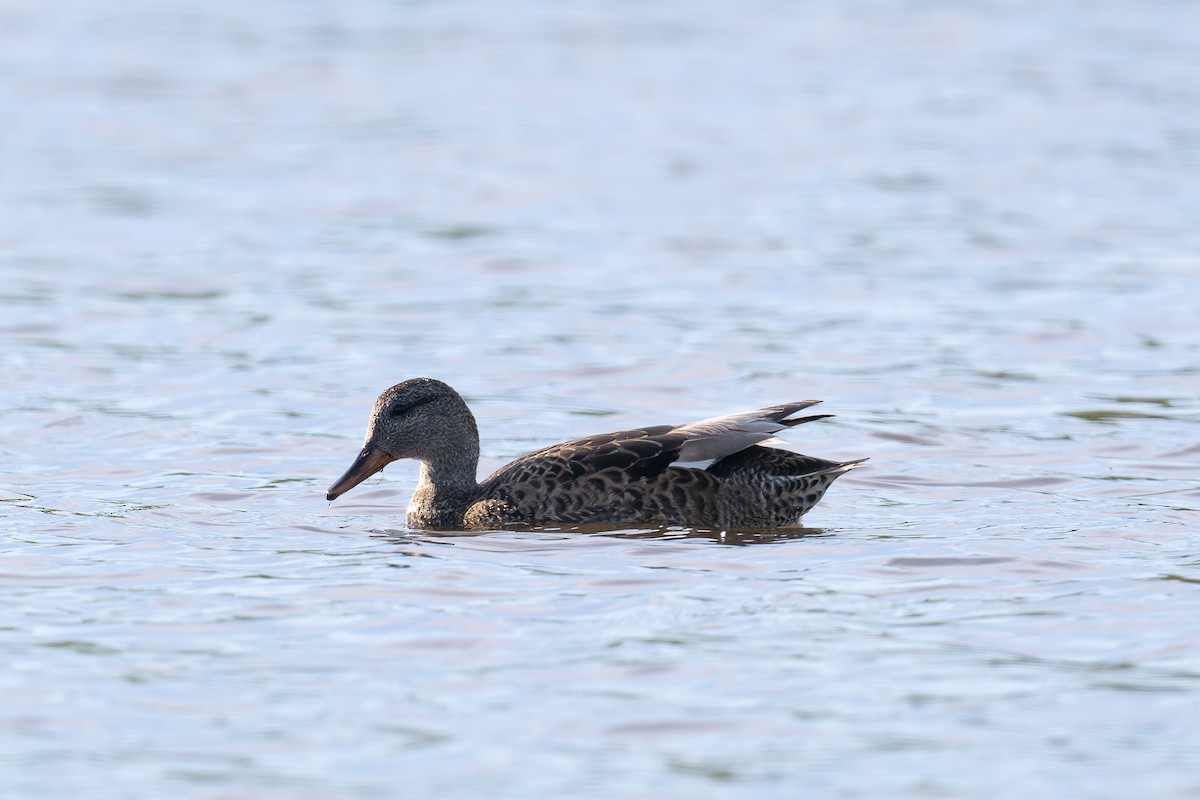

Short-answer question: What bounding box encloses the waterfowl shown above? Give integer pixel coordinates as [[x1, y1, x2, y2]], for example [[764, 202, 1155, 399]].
[[326, 378, 864, 530]]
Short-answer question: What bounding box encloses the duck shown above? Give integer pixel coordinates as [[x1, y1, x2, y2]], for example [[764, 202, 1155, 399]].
[[326, 378, 864, 530]]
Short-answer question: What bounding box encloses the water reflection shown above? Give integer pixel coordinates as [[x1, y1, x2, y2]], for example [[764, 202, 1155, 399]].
[[377, 522, 830, 548]]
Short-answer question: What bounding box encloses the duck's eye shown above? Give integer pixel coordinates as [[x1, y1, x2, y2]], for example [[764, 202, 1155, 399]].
[[390, 396, 435, 417]]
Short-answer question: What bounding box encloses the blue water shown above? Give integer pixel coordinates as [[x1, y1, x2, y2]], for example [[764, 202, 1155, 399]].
[[2, 1, 1199, 797]]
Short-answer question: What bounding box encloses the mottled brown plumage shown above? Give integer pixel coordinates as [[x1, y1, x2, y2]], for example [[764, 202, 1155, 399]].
[[327, 378, 864, 530]]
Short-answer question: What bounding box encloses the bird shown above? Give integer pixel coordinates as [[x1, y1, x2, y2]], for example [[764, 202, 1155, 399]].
[[326, 378, 864, 531]]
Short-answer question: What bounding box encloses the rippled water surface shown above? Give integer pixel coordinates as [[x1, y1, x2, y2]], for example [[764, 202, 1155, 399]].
[[3, 1, 1200, 797]]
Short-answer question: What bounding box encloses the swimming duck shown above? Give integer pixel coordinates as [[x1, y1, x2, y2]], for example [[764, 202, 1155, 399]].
[[326, 378, 864, 530]]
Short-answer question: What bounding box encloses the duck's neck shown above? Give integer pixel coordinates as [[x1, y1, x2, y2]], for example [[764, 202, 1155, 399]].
[[406, 445, 483, 530]]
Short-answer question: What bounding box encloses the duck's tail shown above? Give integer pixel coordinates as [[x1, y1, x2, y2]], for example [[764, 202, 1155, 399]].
[[708, 448, 866, 527]]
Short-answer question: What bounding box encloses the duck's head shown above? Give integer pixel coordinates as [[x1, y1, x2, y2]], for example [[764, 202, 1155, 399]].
[[325, 378, 478, 501]]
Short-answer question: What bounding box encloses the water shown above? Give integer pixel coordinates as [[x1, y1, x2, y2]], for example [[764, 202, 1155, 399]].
[[2, 0, 1199, 797]]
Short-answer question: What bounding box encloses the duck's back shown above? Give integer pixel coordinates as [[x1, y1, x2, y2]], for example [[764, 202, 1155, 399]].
[[462, 403, 861, 529], [468, 424, 715, 527]]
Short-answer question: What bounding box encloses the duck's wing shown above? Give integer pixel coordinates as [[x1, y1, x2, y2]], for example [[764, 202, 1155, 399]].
[[480, 401, 830, 490], [671, 400, 830, 463]]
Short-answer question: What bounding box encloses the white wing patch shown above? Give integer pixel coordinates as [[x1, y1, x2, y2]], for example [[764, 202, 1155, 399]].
[[674, 411, 793, 463]]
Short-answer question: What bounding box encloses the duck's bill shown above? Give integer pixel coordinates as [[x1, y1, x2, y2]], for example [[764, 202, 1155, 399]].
[[326, 444, 395, 501]]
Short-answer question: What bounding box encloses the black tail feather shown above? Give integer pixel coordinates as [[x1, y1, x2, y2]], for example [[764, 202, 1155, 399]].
[[779, 413, 835, 428]]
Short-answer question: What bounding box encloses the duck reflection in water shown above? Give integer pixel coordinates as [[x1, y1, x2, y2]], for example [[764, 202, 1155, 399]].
[[374, 524, 835, 548]]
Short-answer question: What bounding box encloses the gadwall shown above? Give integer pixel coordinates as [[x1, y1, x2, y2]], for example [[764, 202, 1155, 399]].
[[327, 378, 864, 530]]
